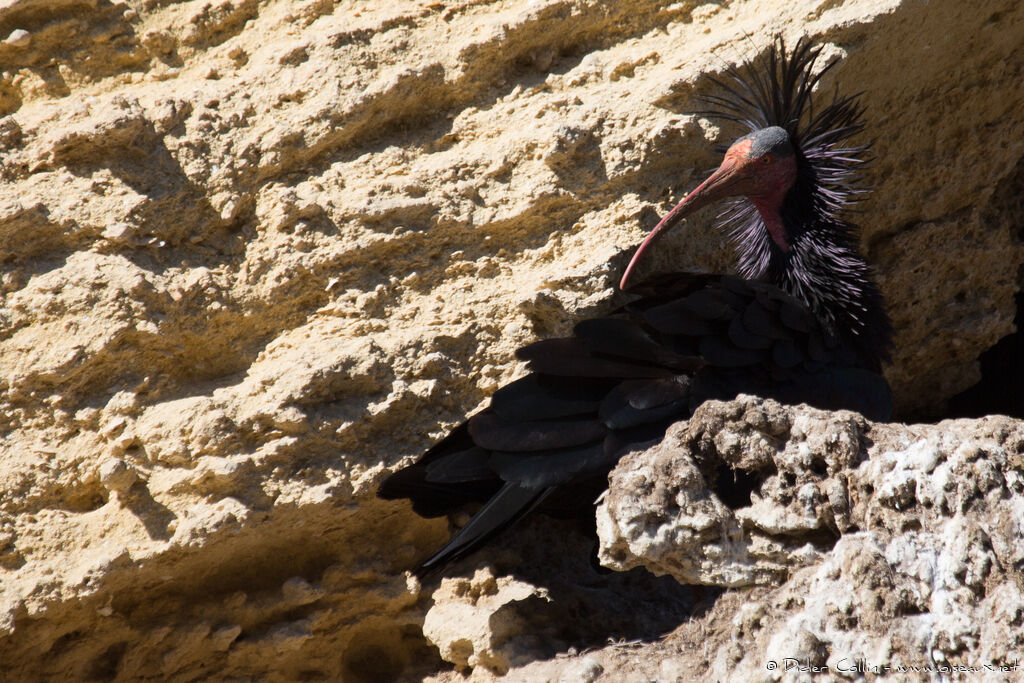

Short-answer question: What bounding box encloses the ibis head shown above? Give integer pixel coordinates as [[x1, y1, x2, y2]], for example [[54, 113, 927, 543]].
[[620, 126, 798, 289], [616, 35, 891, 365]]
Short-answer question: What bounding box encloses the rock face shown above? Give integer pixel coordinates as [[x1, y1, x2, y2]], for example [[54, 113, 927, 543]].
[[586, 396, 1024, 680], [597, 396, 863, 588], [0, 0, 1022, 679]]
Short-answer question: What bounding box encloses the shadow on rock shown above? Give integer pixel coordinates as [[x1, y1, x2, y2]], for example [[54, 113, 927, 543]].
[[416, 514, 716, 676]]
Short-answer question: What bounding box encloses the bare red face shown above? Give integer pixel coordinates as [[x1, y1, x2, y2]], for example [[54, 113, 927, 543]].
[[620, 127, 798, 289], [718, 138, 798, 199]]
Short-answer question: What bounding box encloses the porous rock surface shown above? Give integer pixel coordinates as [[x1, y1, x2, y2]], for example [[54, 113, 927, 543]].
[[0, 0, 1022, 679], [583, 395, 1024, 681], [436, 397, 1024, 682]]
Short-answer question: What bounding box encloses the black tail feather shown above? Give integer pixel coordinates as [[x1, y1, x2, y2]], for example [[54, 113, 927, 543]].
[[416, 483, 553, 577], [378, 423, 500, 517]]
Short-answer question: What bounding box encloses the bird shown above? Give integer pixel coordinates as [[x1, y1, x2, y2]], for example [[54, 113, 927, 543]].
[[378, 37, 893, 577]]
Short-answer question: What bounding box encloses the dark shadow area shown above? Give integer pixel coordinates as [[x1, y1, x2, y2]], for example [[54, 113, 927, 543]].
[[343, 623, 437, 683], [418, 514, 719, 673], [123, 484, 178, 541], [87, 640, 128, 682], [945, 152, 1024, 419], [947, 291, 1024, 419]]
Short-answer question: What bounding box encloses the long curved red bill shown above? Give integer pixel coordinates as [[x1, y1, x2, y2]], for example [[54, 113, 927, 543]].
[[619, 154, 745, 290]]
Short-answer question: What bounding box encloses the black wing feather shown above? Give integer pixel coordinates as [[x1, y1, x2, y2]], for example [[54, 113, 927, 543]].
[[468, 410, 606, 452], [490, 375, 605, 422], [489, 442, 611, 489], [517, 338, 674, 378]]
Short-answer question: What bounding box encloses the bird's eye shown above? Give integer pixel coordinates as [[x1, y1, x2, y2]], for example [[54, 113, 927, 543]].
[[761, 155, 773, 165]]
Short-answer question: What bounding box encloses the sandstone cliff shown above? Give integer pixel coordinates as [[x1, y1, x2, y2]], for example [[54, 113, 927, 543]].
[[0, 0, 1021, 680]]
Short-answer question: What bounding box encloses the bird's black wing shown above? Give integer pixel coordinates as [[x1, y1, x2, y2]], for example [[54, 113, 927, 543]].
[[647, 275, 893, 420], [378, 273, 891, 575]]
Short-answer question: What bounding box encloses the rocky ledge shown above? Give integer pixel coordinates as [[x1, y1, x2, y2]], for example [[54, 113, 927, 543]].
[[418, 397, 1023, 680]]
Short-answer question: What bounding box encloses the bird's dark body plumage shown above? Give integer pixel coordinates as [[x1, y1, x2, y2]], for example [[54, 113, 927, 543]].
[[378, 37, 893, 576]]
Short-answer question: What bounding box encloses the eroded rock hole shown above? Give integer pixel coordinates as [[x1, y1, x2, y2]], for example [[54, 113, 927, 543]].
[[768, 526, 841, 552], [896, 597, 927, 617], [87, 641, 128, 681], [810, 456, 828, 476], [711, 462, 775, 510], [343, 641, 404, 683]]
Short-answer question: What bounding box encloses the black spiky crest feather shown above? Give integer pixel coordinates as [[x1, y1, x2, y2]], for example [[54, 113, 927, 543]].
[[698, 36, 892, 368], [700, 36, 870, 221]]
